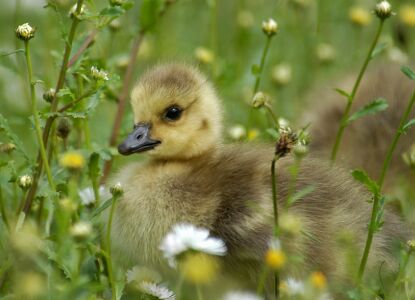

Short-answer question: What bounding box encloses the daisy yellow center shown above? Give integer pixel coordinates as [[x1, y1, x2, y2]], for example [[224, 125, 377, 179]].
[[265, 249, 286, 269], [310, 271, 327, 289], [60, 152, 85, 169], [179, 252, 220, 284]]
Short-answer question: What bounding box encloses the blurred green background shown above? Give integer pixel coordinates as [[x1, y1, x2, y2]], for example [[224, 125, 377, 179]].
[[1, 0, 414, 166]]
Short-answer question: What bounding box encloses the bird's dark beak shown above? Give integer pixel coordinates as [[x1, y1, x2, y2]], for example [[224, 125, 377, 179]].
[[118, 123, 160, 155]]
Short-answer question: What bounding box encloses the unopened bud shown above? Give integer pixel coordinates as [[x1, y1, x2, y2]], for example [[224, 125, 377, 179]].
[[18, 175, 33, 190], [375, 1, 393, 20], [70, 221, 92, 241], [57, 118, 71, 140], [110, 182, 124, 197], [0, 143, 16, 154], [43, 88, 55, 103], [262, 18, 278, 37], [408, 240, 415, 251], [15, 23, 35, 41], [91, 66, 109, 81], [252, 91, 268, 108], [69, 3, 87, 19]]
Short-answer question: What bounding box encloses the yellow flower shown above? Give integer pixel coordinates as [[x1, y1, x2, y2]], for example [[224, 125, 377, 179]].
[[194, 47, 214, 64], [349, 7, 371, 26], [265, 249, 286, 269], [247, 129, 260, 141], [60, 151, 85, 170], [400, 5, 415, 27], [310, 271, 327, 289], [179, 252, 220, 284]]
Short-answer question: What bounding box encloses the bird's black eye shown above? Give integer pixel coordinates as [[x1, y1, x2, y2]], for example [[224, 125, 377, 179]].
[[163, 106, 183, 121]]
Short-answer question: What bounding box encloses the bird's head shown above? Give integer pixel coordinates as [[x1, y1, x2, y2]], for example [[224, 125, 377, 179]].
[[118, 63, 223, 160]]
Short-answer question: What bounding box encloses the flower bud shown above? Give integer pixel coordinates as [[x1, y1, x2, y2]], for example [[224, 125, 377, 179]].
[[109, 19, 121, 31], [43, 88, 56, 103], [375, 1, 393, 20], [90, 66, 109, 81], [18, 175, 33, 190], [262, 18, 278, 37], [407, 240, 415, 251], [272, 63, 292, 86], [0, 143, 16, 154], [110, 182, 124, 197], [70, 221, 92, 241], [57, 118, 71, 140], [15, 23, 35, 41], [69, 3, 87, 19], [316, 43, 336, 63], [252, 91, 268, 108], [293, 144, 308, 158]]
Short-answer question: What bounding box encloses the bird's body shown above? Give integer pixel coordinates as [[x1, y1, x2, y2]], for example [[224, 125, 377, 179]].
[[110, 63, 407, 292]]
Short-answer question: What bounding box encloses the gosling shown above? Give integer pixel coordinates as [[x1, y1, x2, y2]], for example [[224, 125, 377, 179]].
[[110, 63, 406, 290]]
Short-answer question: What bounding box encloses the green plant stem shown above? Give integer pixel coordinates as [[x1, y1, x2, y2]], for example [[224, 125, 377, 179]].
[[24, 40, 55, 191], [270, 155, 280, 299], [330, 20, 384, 162], [394, 248, 413, 291], [357, 89, 415, 282], [21, 0, 84, 216], [249, 36, 273, 127], [196, 285, 204, 300], [256, 266, 270, 295], [105, 196, 118, 300], [0, 185, 10, 231]]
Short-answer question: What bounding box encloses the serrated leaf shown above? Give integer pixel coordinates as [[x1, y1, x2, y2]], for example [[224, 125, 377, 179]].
[[56, 88, 75, 100], [287, 185, 315, 207], [351, 169, 379, 195], [40, 111, 88, 120], [334, 88, 350, 99], [370, 42, 388, 59], [401, 66, 415, 80], [347, 98, 388, 123], [0, 113, 31, 162], [402, 118, 415, 132]]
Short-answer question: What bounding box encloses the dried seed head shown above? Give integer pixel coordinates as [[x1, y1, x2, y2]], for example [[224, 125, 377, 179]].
[[262, 18, 278, 37], [252, 91, 269, 108], [110, 182, 124, 197], [57, 118, 71, 139], [275, 131, 298, 158], [18, 175, 33, 190], [375, 1, 393, 20], [42, 88, 56, 103], [0, 143, 16, 154], [15, 23, 35, 41], [90, 66, 109, 81]]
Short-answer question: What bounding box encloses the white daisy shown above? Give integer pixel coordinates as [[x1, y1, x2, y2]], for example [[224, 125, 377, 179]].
[[78, 186, 107, 206], [159, 223, 227, 267], [126, 265, 161, 284], [223, 291, 263, 300], [139, 281, 175, 300], [284, 278, 305, 295]]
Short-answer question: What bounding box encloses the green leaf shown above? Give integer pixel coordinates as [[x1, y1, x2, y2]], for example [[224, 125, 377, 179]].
[[402, 118, 415, 132], [139, 0, 163, 31], [88, 152, 101, 179], [265, 128, 279, 139], [287, 185, 315, 207], [370, 42, 388, 59], [351, 169, 379, 195], [0, 49, 25, 58], [251, 64, 260, 76], [334, 88, 350, 99], [401, 66, 415, 80], [91, 197, 113, 219], [0, 113, 31, 162], [39, 111, 88, 120], [347, 98, 388, 123], [99, 6, 125, 17]]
